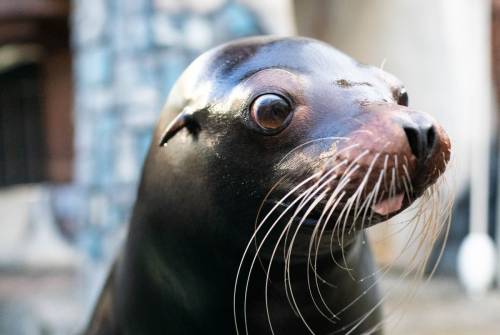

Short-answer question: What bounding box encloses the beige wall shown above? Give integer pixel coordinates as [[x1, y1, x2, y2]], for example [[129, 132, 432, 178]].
[[240, 0, 297, 35]]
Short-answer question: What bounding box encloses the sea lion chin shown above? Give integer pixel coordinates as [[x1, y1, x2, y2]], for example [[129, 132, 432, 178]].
[[85, 36, 451, 335]]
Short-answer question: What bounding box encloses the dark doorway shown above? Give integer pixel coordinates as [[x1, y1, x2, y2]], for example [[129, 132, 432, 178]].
[[0, 0, 73, 187], [0, 62, 45, 186]]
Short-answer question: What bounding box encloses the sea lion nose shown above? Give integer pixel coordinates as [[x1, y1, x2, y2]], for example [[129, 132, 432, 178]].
[[399, 114, 437, 161]]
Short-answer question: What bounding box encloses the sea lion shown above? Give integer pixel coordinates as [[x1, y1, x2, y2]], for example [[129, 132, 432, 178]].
[[85, 36, 451, 335]]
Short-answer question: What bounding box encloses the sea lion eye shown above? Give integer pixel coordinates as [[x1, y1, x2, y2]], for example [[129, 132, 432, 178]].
[[397, 88, 409, 107], [250, 93, 293, 133]]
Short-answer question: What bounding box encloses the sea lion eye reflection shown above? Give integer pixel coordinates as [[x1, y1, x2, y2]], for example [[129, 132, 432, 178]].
[[250, 93, 293, 133], [396, 87, 409, 107], [86, 36, 452, 335]]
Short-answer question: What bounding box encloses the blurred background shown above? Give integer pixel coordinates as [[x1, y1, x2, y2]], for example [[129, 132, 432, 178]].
[[0, 0, 499, 334]]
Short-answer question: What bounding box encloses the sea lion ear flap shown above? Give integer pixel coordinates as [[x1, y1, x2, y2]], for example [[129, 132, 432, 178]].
[[158, 109, 201, 147]]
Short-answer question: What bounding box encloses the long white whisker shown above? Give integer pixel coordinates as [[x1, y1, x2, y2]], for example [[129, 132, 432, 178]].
[[234, 173, 321, 334]]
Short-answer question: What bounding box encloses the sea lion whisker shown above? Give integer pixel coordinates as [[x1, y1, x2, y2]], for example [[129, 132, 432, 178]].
[[282, 184, 322, 260], [326, 164, 365, 267], [280, 141, 360, 258], [382, 154, 389, 190], [327, 189, 356, 265], [423, 184, 453, 279], [280, 187, 323, 320], [337, 178, 452, 322], [234, 173, 321, 334], [280, 160, 354, 308], [366, 169, 387, 225], [307, 194, 347, 321], [399, 191, 444, 279], [402, 166, 414, 196], [312, 161, 360, 262], [280, 168, 346, 317], [352, 191, 374, 235], [305, 211, 336, 320], [349, 153, 383, 234], [280, 191, 331, 334], [282, 184, 323, 316], [351, 153, 381, 223], [316, 188, 382, 324], [335, 149, 371, 186], [401, 174, 412, 204], [278, 137, 353, 166], [326, 148, 371, 257], [320, 177, 354, 269], [389, 167, 397, 201], [282, 158, 350, 265], [303, 178, 366, 321], [393, 154, 401, 190], [266, 184, 335, 334], [335, 158, 377, 269], [365, 198, 432, 272], [313, 190, 347, 281], [253, 175, 294, 274], [386, 193, 448, 327], [333, 200, 445, 334], [357, 177, 381, 233], [298, 161, 392, 326], [244, 182, 323, 335], [313, 172, 355, 258], [341, 234, 422, 318], [335, 194, 358, 275], [300, 171, 354, 315], [255, 166, 348, 334], [312, 200, 349, 310]]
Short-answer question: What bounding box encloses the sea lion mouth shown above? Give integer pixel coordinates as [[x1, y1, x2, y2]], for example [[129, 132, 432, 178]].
[[371, 193, 404, 216], [269, 190, 408, 230]]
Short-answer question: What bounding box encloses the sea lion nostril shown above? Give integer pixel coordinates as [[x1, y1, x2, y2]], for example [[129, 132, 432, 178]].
[[427, 125, 436, 152], [403, 123, 436, 160], [403, 126, 420, 158]]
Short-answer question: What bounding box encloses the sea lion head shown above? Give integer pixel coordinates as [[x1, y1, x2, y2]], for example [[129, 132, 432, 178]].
[[143, 36, 450, 252], [120, 36, 453, 335]]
